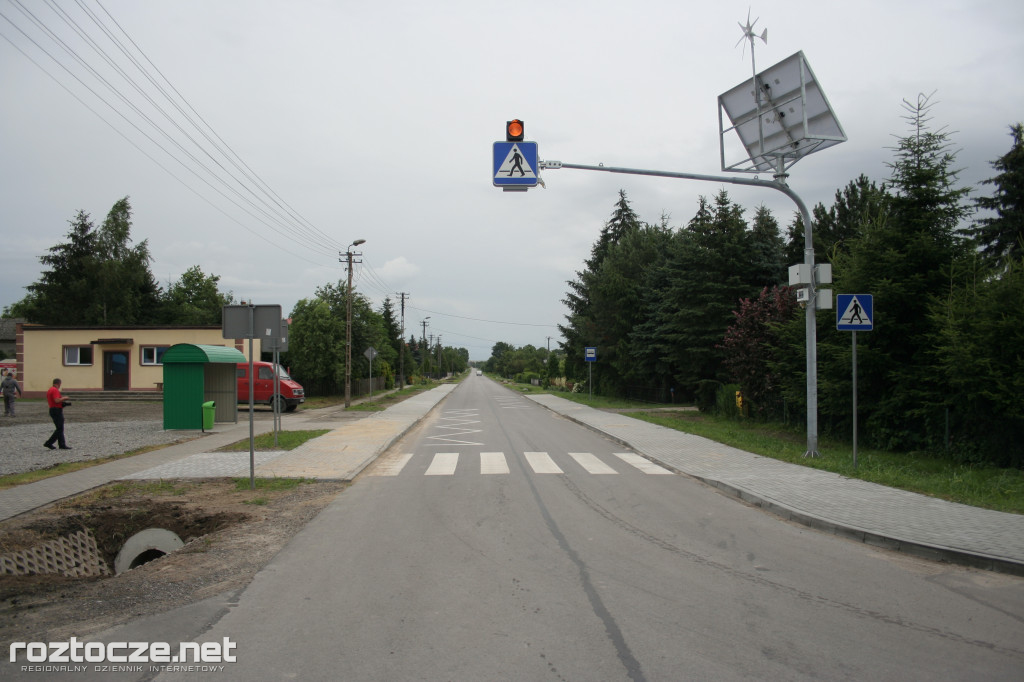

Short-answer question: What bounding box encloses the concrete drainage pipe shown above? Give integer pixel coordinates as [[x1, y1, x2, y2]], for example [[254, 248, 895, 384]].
[[114, 528, 184, 575]]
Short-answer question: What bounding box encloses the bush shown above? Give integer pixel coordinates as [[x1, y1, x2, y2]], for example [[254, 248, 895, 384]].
[[715, 383, 745, 420], [694, 380, 722, 413]]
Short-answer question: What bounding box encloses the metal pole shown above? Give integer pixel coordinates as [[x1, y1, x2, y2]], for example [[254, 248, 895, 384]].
[[543, 160, 820, 456], [248, 312, 255, 491], [852, 330, 858, 470], [399, 292, 407, 389], [273, 348, 279, 448], [345, 249, 354, 408]]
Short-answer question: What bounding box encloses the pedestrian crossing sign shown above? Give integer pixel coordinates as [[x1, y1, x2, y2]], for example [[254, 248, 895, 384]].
[[836, 294, 873, 331], [493, 141, 539, 189]]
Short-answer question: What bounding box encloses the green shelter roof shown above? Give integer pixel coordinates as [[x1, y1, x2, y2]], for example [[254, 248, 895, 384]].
[[161, 343, 246, 364]]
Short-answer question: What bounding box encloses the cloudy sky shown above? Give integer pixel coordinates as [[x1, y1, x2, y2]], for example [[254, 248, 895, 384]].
[[2, 0, 1021, 360]]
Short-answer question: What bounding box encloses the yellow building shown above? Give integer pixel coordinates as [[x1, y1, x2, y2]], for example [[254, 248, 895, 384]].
[[15, 324, 261, 399]]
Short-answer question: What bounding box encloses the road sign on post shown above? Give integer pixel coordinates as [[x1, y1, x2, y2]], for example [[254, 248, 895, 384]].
[[584, 347, 596, 399], [493, 141, 539, 190], [836, 294, 873, 469], [836, 294, 873, 331], [364, 347, 378, 399], [222, 304, 282, 490]]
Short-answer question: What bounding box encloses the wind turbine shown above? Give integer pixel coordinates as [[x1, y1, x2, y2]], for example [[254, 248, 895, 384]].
[[737, 10, 768, 79]]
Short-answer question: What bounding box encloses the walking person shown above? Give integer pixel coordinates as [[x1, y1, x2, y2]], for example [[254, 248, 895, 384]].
[[2, 370, 22, 416], [43, 378, 72, 450]]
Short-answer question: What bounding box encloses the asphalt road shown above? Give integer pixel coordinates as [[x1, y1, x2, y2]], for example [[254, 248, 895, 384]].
[[36, 374, 1024, 681]]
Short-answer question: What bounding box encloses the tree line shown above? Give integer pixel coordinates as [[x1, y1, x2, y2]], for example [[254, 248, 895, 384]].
[[4, 196, 470, 393], [483, 341, 563, 386], [5, 197, 232, 326], [283, 284, 469, 395], [554, 95, 1023, 467]]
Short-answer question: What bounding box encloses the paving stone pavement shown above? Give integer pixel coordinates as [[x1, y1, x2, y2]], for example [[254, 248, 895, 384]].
[[528, 393, 1024, 576], [121, 385, 457, 481]]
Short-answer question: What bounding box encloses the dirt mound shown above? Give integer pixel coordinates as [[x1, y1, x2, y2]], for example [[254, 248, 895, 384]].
[[0, 478, 346, 644]]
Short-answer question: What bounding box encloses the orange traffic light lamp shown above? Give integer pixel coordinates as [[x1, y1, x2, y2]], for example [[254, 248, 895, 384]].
[[506, 119, 524, 142]]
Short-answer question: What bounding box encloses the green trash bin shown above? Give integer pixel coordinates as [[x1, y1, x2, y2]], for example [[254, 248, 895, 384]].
[[202, 400, 216, 431]]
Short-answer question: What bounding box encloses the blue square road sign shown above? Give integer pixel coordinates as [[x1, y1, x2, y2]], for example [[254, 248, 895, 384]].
[[493, 141, 539, 188], [836, 294, 873, 331]]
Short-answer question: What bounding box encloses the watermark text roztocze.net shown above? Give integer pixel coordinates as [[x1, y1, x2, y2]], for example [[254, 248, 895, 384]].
[[10, 637, 237, 664]]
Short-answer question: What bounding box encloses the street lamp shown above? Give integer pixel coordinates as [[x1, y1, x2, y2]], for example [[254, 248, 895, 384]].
[[344, 239, 366, 407]]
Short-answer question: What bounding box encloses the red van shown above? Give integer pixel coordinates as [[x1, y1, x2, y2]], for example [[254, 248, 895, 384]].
[[237, 361, 305, 412]]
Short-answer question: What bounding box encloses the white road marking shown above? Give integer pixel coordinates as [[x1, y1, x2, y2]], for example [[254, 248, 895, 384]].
[[568, 452, 618, 475], [370, 452, 414, 476], [524, 451, 563, 474], [613, 452, 674, 475], [426, 409, 483, 445], [480, 452, 509, 475], [425, 452, 459, 476]]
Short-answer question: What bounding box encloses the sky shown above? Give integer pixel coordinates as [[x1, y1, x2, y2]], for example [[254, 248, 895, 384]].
[[2, 0, 1022, 361]]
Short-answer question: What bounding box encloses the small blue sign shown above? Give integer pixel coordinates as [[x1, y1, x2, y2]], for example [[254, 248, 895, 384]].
[[585, 347, 597, 362], [836, 294, 873, 331], [493, 141, 539, 188]]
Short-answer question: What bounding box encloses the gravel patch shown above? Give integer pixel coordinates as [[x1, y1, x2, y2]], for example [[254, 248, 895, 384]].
[[0, 419, 197, 477]]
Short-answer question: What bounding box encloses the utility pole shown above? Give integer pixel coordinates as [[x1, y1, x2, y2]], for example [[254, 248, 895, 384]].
[[343, 239, 365, 408], [397, 292, 408, 389], [421, 319, 430, 378]]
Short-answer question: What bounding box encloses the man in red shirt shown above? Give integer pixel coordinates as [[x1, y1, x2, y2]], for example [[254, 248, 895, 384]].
[[44, 378, 71, 450]]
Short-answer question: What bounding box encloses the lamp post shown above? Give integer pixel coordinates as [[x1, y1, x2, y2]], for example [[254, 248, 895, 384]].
[[345, 239, 366, 407]]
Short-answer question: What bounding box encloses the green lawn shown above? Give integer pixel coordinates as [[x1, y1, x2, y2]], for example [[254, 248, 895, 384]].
[[217, 429, 329, 452], [535, 388, 1024, 514]]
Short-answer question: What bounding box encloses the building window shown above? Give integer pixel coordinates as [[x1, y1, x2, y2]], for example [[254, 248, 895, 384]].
[[64, 345, 94, 366], [141, 346, 170, 366]]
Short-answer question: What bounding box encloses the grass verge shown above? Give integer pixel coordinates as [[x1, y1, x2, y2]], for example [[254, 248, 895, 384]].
[[216, 429, 329, 452], [299, 382, 437, 412], [233, 476, 312, 505], [538, 388, 1024, 514]]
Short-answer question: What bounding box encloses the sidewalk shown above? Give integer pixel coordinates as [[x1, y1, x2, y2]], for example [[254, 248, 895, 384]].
[[0, 385, 455, 522], [529, 393, 1024, 576]]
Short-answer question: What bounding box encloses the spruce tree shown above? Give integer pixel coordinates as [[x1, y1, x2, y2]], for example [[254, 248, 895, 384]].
[[973, 123, 1024, 267], [826, 93, 972, 449], [560, 190, 641, 385]]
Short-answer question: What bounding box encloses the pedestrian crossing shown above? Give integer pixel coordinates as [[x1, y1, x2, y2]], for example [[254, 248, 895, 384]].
[[368, 451, 676, 477]]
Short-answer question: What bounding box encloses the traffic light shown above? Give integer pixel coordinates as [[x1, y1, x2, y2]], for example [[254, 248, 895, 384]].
[[506, 119, 524, 142]]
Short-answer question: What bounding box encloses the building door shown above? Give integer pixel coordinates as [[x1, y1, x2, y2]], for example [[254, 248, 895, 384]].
[[103, 351, 130, 390]]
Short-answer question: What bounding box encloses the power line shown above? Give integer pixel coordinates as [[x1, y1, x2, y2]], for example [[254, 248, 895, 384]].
[[1, 0, 344, 264], [405, 304, 559, 328]]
